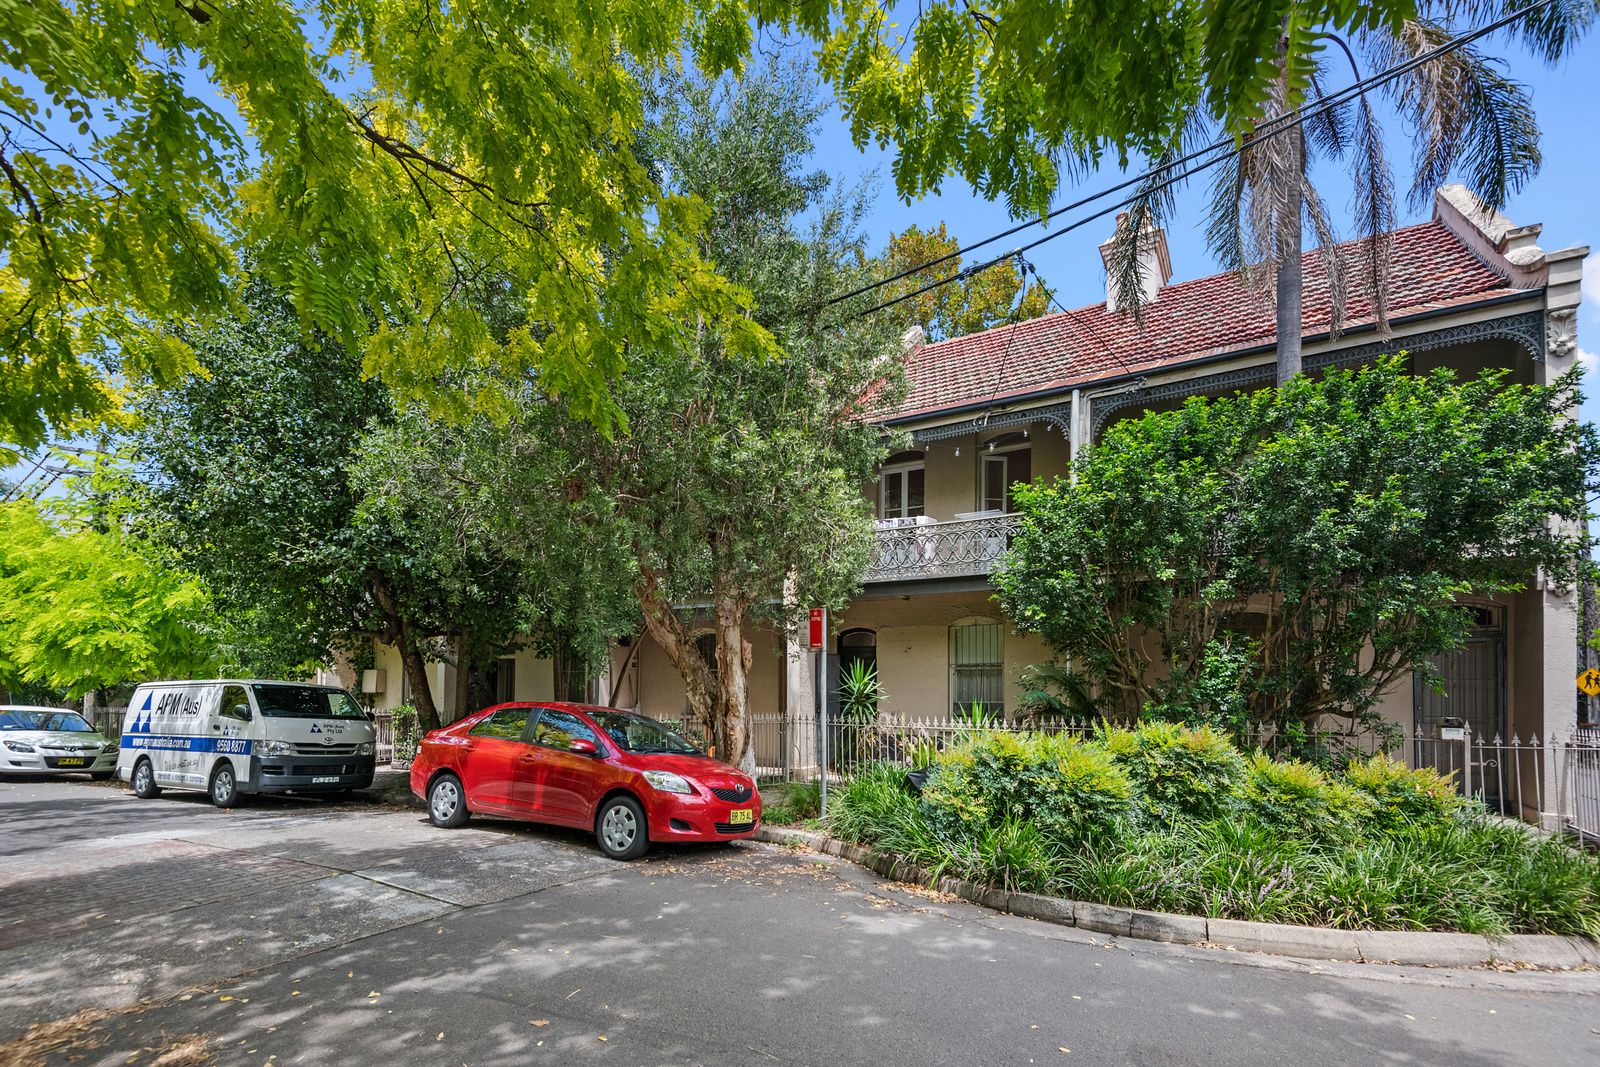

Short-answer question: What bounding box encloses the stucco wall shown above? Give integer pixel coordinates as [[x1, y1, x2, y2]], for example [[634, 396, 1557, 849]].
[[625, 624, 785, 721]]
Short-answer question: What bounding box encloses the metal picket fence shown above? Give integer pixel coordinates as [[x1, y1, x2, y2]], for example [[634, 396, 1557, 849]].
[[1412, 724, 1600, 840]]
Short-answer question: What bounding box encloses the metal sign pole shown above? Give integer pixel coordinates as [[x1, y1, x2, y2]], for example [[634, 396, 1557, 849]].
[[818, 606, 828, 818]]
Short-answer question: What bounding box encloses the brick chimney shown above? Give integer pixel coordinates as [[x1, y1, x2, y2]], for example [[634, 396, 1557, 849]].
[[1098, 212, 1173, 312]]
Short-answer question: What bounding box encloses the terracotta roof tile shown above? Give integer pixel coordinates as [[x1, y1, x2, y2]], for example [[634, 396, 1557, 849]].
[[885, 220, 1522, 422]]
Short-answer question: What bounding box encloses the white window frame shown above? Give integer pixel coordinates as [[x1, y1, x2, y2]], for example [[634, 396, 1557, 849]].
[[880, 459, 927, 520]]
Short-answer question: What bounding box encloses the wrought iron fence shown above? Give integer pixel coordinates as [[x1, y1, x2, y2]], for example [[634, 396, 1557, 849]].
[[373, 712, 395, 764], [1412, 725, 1600, 840], [864, 513, 1023, 583]]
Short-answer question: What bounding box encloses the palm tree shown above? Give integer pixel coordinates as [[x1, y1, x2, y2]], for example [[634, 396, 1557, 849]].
[[1108, 0, 1594, 385]]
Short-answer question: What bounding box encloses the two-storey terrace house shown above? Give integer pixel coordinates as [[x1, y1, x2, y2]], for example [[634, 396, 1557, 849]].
[[603, 184, 1590, 772], [352, 185, 1587, 809]]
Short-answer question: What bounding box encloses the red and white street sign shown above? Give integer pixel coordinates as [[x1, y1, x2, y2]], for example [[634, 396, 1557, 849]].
[[808, 608, 825, 649]]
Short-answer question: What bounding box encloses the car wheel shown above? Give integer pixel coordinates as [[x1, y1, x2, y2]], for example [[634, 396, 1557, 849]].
[[209, 762, 240, 808], [596, 795, 649, 861], [427, 773, 469, 828], [90, 770, 115, 781], [131, 759, 161, 799]]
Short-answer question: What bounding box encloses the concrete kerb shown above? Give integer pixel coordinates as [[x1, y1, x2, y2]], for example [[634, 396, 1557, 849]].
[[753, 825, 1598, 970]]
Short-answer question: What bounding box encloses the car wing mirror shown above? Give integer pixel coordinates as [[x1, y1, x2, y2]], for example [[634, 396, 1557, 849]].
[[568, 738, 598, 756], [232, 704, 253, 721]]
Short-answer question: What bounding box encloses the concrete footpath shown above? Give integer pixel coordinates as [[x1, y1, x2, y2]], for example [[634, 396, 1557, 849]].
[[4, 778, 1600, 1066]]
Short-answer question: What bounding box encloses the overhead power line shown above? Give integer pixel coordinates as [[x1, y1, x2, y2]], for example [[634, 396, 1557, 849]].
[[837, 0, 1557, 321]]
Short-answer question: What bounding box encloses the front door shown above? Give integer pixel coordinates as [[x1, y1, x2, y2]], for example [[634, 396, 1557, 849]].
[[1414, 608, 1506, 801]]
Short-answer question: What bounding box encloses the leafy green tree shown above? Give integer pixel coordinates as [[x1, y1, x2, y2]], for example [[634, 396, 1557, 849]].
[[0, 499, 216, 699], [130, 279, 529, 731], [995, 359, 1598, 742], [412, 66, 903, 772], [882, 223, 1049, 340], [0, 0, 777, 455]]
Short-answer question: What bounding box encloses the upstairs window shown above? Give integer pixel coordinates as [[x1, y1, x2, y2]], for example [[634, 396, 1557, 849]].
[[880, 451, 926, 519], [981, 434, 1031, 513]]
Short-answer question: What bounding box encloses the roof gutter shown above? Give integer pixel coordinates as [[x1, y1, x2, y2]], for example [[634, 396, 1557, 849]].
[[882, 289, 1542, 430]]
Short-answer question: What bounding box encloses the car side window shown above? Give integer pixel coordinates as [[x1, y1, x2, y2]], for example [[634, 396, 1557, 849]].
[[219, 685, 251, 721], [531, 709, 599, 750], [468, 708, 529, 741]]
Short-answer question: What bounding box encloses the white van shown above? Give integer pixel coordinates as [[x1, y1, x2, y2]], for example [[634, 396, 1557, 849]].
[[117, 680, 376, 807]]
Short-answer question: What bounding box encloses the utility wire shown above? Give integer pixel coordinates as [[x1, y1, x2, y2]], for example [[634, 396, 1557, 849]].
[[836, 0, 1557, 319]]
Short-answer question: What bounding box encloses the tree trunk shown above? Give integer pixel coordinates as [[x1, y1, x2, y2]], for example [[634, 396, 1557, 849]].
[[1274, 56, 1305, 386], [634, 569, 718, 742], [370, 574, 441, 732], [712, 594, 756, 775], [396, 635, 441, 733], [452, 630, 471, 723]]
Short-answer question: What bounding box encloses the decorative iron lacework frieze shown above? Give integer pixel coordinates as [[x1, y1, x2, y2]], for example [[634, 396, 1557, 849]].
[[1087, 310, 1546, 436], [908, 400, 1075, 445]]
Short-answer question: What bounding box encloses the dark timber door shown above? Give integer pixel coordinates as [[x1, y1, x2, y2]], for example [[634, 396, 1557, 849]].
[[1414, 607, 1506, 803]]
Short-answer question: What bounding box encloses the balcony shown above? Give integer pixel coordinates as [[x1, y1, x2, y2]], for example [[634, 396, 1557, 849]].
[[865, 512, 1023, 583]]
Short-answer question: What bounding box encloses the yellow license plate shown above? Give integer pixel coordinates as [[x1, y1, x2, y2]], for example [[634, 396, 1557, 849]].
[[55, 758, 86, 767], [728, 808, 753, 825]]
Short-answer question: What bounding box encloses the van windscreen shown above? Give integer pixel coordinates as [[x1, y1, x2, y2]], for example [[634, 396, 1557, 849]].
[[252, 686, 366, 719]]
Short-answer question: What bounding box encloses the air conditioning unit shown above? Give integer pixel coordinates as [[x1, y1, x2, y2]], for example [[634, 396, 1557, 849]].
[[361, 669, 387, 695]]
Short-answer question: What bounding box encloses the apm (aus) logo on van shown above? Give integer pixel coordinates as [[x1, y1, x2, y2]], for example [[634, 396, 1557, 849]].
[[309, 722, 323, 733]]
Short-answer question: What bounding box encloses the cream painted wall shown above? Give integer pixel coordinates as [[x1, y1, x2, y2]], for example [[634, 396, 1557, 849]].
[[626, 625, 786, 721]]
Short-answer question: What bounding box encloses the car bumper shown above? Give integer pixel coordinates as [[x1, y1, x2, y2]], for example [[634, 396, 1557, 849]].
[[643, 790, 761, 843], [0, 751, 117, 775], [248, 754, 375, 793]]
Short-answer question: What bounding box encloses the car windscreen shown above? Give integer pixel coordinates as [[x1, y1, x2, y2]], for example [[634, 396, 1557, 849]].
[[0, 710, 94, 732], [588, 711, 701, 755], [251, 686, 367, 719]]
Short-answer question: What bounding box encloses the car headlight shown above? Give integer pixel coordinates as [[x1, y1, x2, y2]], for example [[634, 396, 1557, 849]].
[[642, 770, 694, 795], [258, 739, 292, 757], [1, 739, 35, 753], [356, 742, 374, 756]]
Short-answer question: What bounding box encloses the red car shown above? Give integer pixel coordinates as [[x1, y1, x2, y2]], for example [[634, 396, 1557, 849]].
[[408, 702, 761, 860]]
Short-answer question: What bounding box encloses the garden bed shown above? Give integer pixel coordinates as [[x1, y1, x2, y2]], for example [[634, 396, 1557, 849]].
[[815, 725, 1600, 940]]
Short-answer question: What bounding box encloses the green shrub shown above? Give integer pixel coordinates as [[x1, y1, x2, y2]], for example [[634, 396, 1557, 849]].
[[921, 731, 1135, 844], [1343, 754, 1468, 832], [827, 764, 919, 848], [938, 816, 1065, 894], [1240, 754, 1374, 842], [760, 780, 823, 827], [1098, 721, 1248, 825], [391, 704, 420, 764]]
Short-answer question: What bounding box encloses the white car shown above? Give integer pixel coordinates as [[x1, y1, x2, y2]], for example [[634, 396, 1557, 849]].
[[0, 706, 119, 779]]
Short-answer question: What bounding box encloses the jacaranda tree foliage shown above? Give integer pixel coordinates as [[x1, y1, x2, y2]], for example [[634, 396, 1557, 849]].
[[995, 359, 1599, 747]]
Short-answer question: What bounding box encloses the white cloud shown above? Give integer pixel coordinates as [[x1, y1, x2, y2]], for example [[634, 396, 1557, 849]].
[[1579, 346, 1599, 374]]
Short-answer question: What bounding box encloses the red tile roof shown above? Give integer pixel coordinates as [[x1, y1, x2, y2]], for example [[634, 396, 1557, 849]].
[[886, 220, 1525, 422]]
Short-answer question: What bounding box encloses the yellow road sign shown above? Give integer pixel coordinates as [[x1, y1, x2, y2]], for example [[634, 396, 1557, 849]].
[[1578, 668, 1600, 697]]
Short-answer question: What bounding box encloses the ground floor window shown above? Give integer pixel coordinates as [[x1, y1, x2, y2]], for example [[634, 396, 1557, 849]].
[[951, 620, 1003, 718]]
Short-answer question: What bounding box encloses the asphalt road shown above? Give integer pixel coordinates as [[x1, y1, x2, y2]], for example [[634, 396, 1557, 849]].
[[2, 776, 1598, 1067]]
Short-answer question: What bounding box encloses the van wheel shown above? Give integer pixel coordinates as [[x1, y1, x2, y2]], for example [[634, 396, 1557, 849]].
[[131, 759, 161, 799], [209, 762, 241, 808], [427, 774, 469, 828], [596, 795, 649, 861]]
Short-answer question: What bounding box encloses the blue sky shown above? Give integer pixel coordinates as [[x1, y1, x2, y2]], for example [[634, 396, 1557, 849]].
[[801, 30, 1600, 428]]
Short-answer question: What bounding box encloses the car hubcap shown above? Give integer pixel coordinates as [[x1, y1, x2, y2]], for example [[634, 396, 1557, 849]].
[[135, 765, 149, 790], [217, 772, 233, 801], [432, 781, 458, 821], [602, 806, 636, 852]]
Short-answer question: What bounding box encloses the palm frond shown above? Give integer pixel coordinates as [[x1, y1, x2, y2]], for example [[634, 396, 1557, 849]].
[[1300, 177, 1347, 337], [1416, 0, 1596, 64], [1103, 121, 1209, 322], [1349, 93, 1396, 337], [1302, 64, 1354, 164]]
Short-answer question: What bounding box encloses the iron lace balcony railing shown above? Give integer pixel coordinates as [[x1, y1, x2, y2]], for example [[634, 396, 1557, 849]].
[[865, 512, 1023, 582]]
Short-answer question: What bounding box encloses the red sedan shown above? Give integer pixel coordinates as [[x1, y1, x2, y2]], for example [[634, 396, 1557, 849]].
[[408, 702, 761, 859]]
